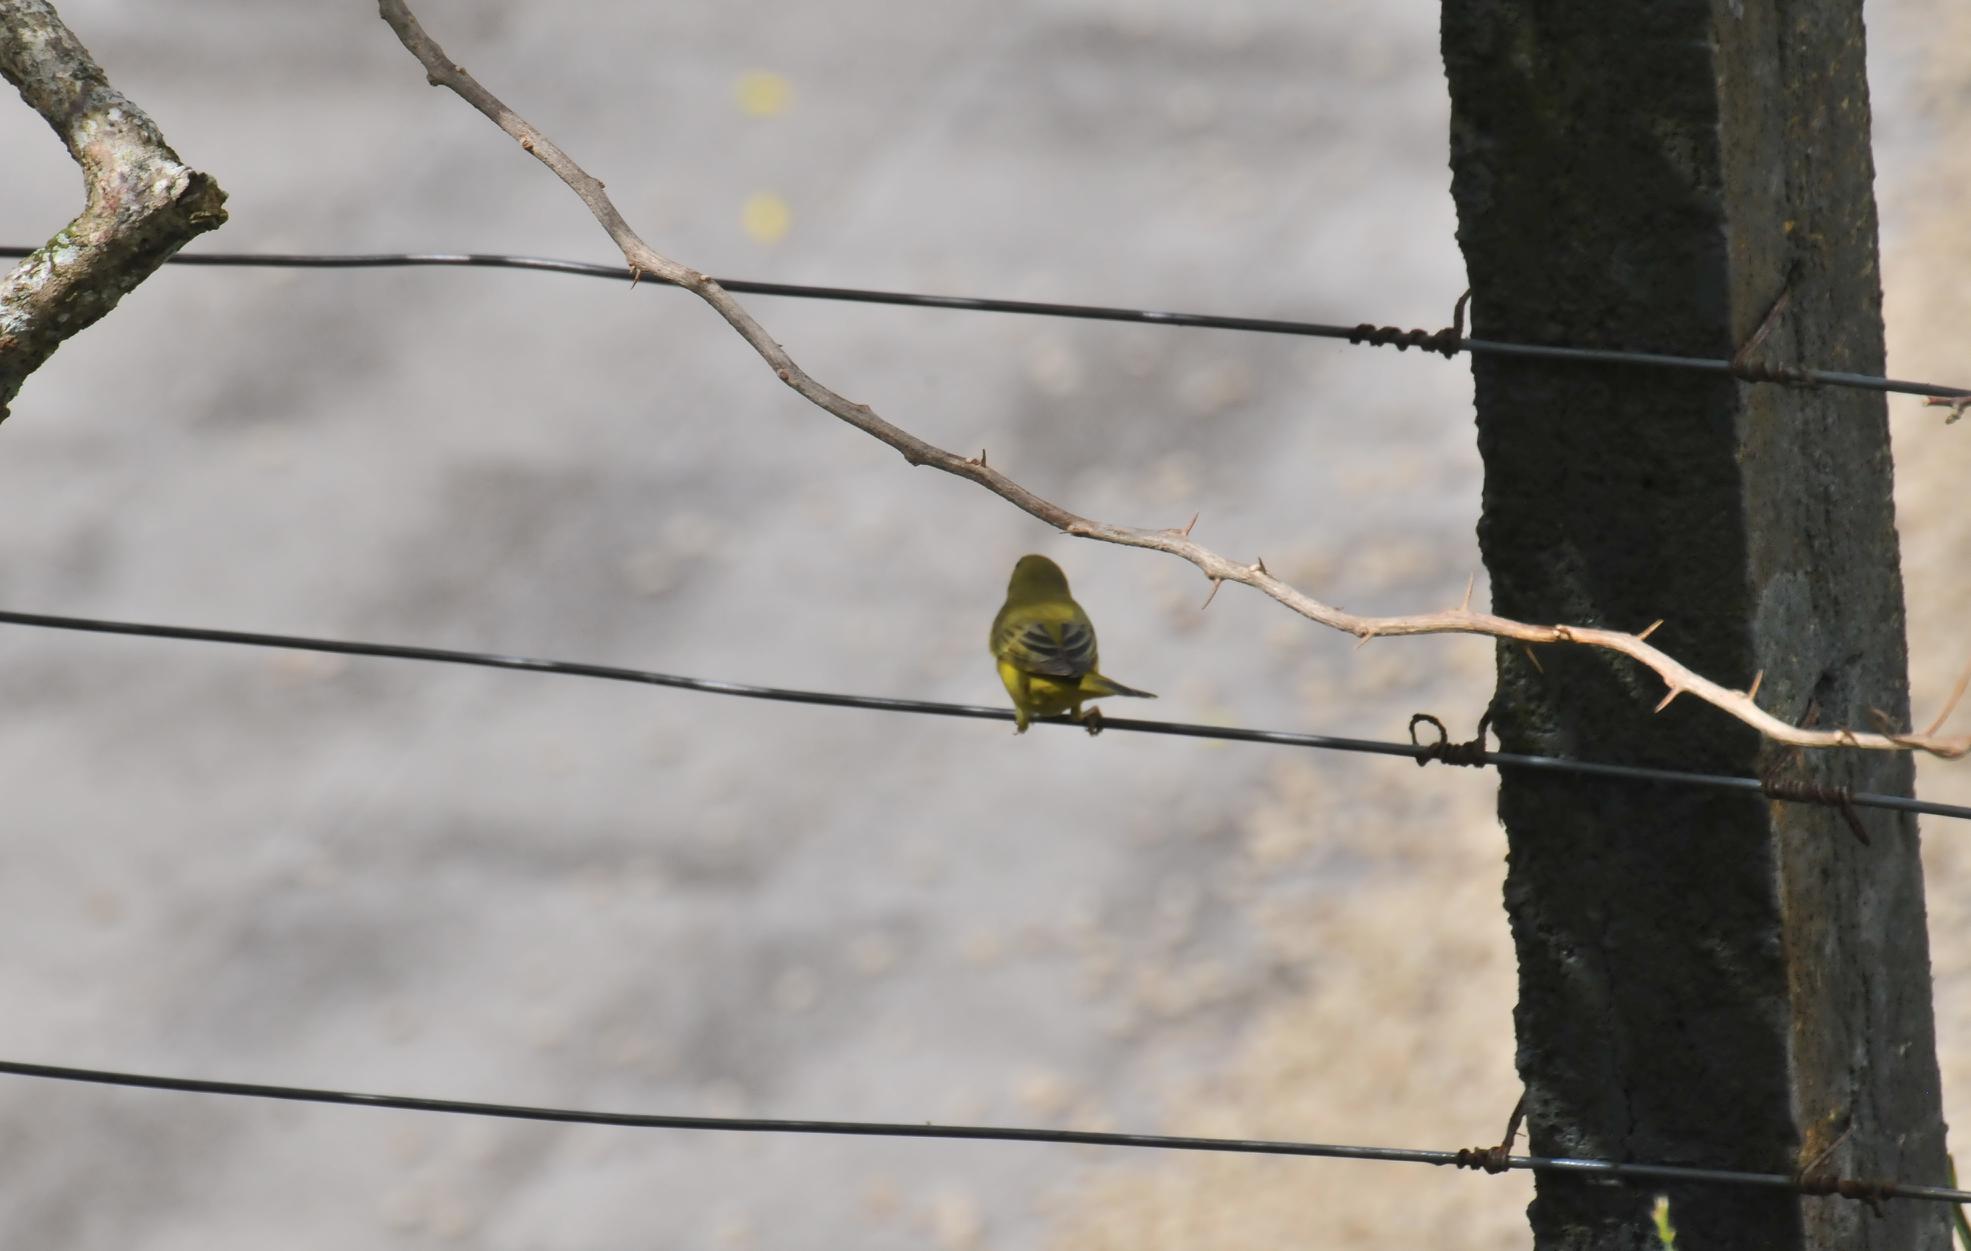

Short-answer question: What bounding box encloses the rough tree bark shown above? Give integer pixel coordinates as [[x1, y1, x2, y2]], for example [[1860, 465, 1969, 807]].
[[1441, 2, 1949, 1248], [0, 0, 226, 423]]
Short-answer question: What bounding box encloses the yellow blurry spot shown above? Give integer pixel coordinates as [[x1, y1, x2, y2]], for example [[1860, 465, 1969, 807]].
[[1651, 1195, 1676, 1249], [735, 71, 792, 117], [741, 193, 792, 244]]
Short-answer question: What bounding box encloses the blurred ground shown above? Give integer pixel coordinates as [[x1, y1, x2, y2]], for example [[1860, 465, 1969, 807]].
[[1878, 0, 1971, 1183], [0, 2, 1962, 1249]]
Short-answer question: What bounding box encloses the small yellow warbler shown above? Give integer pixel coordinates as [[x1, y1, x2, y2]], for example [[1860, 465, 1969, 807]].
[[989, 554, 1155, 734]]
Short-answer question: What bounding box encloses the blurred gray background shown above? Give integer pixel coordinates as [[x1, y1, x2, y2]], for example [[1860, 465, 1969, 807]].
[[1, 2, 1965, 1248]]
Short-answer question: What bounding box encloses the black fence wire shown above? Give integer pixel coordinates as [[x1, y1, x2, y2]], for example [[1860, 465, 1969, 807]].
[[1, 1059, 1963, 1208], [2, 608, 1965, 824], [3, 245, 1965, 403]]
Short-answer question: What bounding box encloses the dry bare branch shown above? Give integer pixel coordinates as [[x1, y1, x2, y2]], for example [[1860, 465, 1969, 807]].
[[376, 0, 1970, 760], [0, 0, 227, 422]]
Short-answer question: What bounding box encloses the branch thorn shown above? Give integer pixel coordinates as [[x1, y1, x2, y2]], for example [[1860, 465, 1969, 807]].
[[1637, 619, 1664, 642], [1923, 652, 1971, 736], [1924, 395, 1970, 424], [1200, 577, 1225, 610]]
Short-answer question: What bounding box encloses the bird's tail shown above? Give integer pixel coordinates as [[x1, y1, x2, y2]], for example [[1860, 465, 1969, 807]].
[[1081, 673, 1156, 699]]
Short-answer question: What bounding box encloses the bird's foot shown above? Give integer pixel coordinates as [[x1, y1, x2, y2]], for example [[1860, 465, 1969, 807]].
[[1079, 708, 1105, 737]]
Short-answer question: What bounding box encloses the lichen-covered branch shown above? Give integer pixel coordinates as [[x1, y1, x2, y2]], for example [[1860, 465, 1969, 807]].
[[0, 0, 227, 422], [377, 0, 1969, 759]]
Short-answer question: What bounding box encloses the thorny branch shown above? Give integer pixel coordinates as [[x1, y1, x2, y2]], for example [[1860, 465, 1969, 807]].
[[0, 0, 227, 422], [376, 0, 1970, 760]]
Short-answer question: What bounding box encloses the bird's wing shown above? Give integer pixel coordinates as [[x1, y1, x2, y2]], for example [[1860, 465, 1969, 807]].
[[993, 615, 1097, 678]]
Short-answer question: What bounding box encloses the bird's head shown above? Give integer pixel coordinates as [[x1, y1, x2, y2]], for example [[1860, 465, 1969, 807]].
[[1007, 554, 1072, 598]]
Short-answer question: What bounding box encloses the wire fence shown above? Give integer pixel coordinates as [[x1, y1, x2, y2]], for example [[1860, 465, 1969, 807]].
[[4, 245, 1966, 403], [3, 607, 1965, 824], [3, 1059, 1964, 1209], [4, 234, 1967, 1235]]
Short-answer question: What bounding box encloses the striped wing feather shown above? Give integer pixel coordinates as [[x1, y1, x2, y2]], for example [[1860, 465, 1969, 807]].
[[993, 617, 1097, 678]]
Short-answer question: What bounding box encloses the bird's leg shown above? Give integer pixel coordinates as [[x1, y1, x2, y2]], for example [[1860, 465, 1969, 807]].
[[1014, 673, 1032, 734], [1078, 705, 1104, 737]]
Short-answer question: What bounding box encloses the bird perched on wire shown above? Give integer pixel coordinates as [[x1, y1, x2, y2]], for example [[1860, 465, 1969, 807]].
[[989, 554, 1155, 734]]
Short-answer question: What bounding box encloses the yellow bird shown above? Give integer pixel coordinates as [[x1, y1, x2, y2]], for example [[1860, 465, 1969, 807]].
[[989, 554, 1155, 734]]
